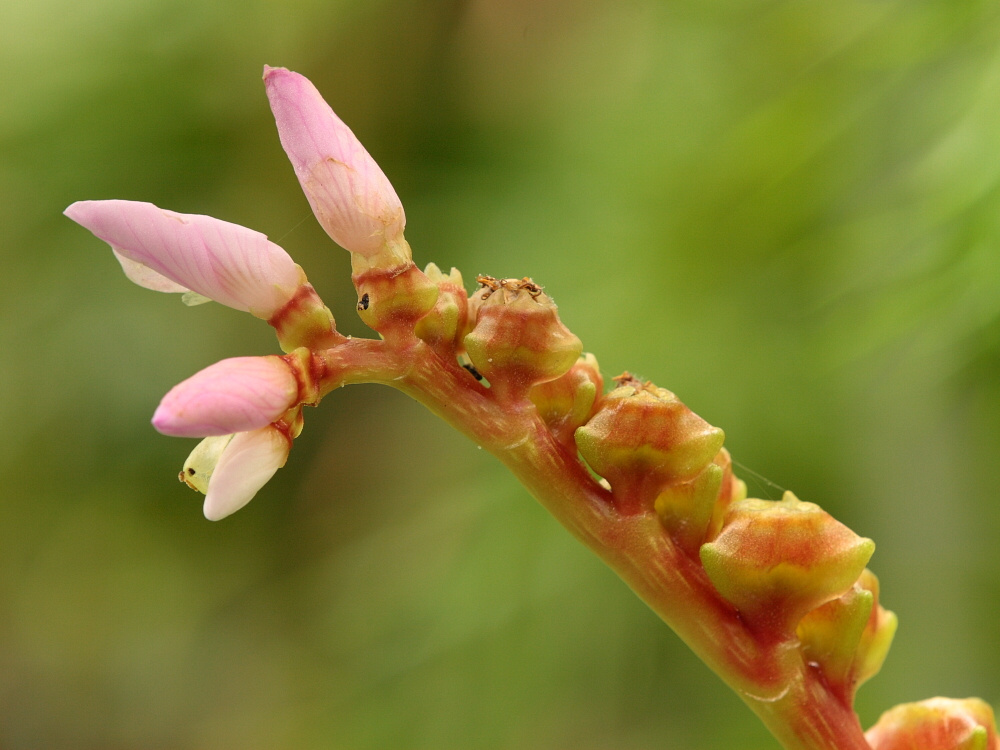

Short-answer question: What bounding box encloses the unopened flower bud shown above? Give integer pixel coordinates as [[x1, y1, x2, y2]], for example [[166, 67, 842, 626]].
[[706, 448, 746, 541], [852, 568, 898, 687], [796, 568, 897, 700], [699, 492, 875, 637], [180, 427, 291, 521], [64, 200, 304, 319], [574, 374, 725, 509], [463, 277, 582, 396], [656, 449, 744, 554], [528, 353, 603, 446], [414, 262, 469, 350], [798, 582, 871, 678], [654, 462, 723, 556], [264, 66, 406, 262], [152, 349, 315, 437], [866, 698, 999, 750]]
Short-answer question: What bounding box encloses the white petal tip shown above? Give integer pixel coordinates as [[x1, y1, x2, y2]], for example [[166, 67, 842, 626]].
[[202, 490, 254, 521], [203, 503, 228, 522]]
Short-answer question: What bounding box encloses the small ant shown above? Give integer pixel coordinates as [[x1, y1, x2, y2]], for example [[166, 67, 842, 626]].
[[462, 362, 484, 381], [476, 275, 501, 292], [612, 371, 646, 390], [475, 275, 544, 300]]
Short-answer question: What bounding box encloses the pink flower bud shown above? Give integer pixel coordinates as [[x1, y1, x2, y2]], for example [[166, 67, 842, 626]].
[[152, 355, 301, 437], [180, 428, 291, 521], [64, 200, 302, 318], [263, 66, 405, 258], [866, 698, 999, 750]]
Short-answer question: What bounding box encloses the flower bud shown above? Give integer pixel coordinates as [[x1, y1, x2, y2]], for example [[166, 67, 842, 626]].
[[797, 580, 872, 686], [852, 568, 898, 687], [152, 350, 314, 437], [706, 448, 746, 541], [414, 263, 469, 350], [866, 698, 999, 750], [656, 449, 745, 554], [463, 277, 582, 396], [796, 568, 896, 700], [264, 66, 406, 261], [528, 353, 603, 446], [574, 374, 725, 509], [699, 492, 875, 637], [180, 427, 291, 521], [64, 200, 304, 319], [653, 462, 723, 556]]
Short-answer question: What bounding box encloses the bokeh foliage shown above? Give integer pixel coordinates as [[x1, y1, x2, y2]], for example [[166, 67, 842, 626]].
[[2, 0, 1000, 747]]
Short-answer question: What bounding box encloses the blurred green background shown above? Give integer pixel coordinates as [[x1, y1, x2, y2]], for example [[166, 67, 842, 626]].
[[3, 0, 1000, 747]]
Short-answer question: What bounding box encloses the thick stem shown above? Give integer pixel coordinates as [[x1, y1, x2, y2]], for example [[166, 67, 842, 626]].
[[751, 668, 873, 750]]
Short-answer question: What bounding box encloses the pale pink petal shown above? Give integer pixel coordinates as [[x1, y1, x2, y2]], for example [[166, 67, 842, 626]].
[[203, 427, 290, 521], [113, 250, 190, 293], [152, 356, 299, 437], [65, 200, 301, 317], [264, 66, 405, 256]]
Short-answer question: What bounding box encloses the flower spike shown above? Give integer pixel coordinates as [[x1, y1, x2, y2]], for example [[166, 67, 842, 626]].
[[64, 200, 303, 318], [263, 66, 407, 262], [70, 65, 997, 750]]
